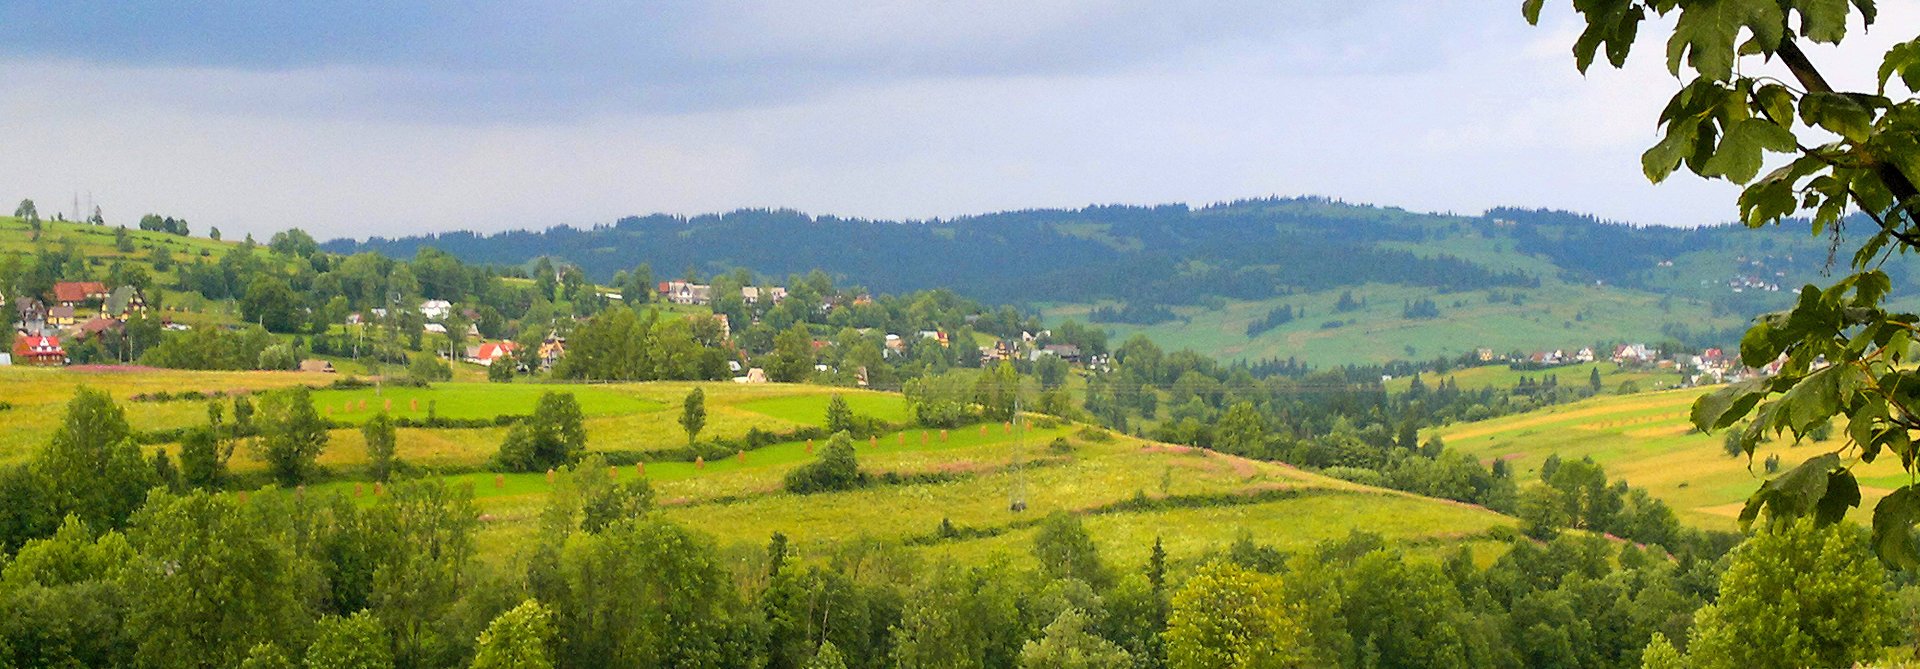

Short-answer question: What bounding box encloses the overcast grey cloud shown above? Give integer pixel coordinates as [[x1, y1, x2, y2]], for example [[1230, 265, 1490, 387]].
[[0, 1, 1912, 239]]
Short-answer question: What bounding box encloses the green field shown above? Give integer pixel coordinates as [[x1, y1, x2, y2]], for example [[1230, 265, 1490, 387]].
[[1383, 360, 1679, 394], [1430, 388, 1907, 530], [1044, 279, 1746, 367], [311, 383, 665, 423], [3, 367, 1518, 568]]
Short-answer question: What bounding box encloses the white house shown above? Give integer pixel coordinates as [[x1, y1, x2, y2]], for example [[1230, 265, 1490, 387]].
[[419, 300, 453, 321]]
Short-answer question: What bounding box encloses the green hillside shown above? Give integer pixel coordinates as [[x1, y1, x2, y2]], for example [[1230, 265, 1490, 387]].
[[1045, 279, 1744, 367], [0, 367, 1516, 569], [1430, 388, 1902, 531]]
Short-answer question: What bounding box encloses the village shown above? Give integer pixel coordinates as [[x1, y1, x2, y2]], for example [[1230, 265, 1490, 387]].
[[1485, 341, 1781, 388]]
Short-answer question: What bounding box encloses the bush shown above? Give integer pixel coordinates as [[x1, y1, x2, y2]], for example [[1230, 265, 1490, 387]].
[[409, 354, 453, 383], [782, 432, 865, 494], [1047, 437, 1074, 454], [1075, 427, 1113, 443], [487, 361, 514, 383], [494, 392, 586, 472]]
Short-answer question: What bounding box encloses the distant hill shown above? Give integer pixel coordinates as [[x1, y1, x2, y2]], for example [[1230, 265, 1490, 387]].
[[324, 197, 1895, 364]]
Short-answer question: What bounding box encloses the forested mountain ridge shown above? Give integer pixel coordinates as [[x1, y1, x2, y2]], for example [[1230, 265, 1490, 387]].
[[326, 197, 1870, 304], [325, 197, 1885, 362]]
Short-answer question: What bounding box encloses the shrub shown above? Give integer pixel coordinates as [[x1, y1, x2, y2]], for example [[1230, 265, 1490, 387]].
[[409, 354, 453, 383], [1076, 427, 1113, 443], [782, 432, 865, 494], [1047, 437, 1074, 454], [494, 392, 586, 472]]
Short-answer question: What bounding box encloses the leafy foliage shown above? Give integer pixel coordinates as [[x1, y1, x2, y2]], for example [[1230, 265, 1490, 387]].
[[494, 392, 587, 472], [782, 432, 866, 494], [1530, 0, 1920, 568]]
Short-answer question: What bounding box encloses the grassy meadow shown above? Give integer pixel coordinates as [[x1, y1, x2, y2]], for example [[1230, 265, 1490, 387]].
[[2, 366, 1517, 569], [1043, 279, 1746, 367], [1383, 360, 1680, 394], [1431, 387, 1908, 530]]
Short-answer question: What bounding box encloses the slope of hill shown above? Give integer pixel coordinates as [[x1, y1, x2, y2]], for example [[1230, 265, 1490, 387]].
[[0, 367, 1517, 567], [324, 197, 1878, 365], [1430, 388, 1897, 531]]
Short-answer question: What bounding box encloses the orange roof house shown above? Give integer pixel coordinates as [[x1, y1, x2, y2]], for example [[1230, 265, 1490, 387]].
[[51, 282, 109, 305]]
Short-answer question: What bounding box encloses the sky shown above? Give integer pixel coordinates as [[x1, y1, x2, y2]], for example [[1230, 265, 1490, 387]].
[[0, 1, 1912, 240]]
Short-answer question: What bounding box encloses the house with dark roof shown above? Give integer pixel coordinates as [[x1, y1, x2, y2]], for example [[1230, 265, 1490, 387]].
[[105, 286, 146, 317], [46, 306, 77, 328]]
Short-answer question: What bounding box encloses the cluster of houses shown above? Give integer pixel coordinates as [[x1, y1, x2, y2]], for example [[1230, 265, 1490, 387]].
[[658, 281, 790, 307], [346, 298, 537, 370], [7, 281, 157, 366], [1478, 342, 1776, 388]]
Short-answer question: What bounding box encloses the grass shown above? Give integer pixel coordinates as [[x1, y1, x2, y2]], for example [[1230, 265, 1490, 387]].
[[2, 365, 1519, 569], [733, 391, 912, 425], [1431, 387, 1910, 530], [1382, 361, 1679, 394], [1042, 279, 1745, 367], [310, 382, 664, 423]]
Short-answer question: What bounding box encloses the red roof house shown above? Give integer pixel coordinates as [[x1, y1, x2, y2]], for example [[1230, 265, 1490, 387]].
[[12, 335, 65, 365], [469, 341, 520, 366], [51, 282, 109, 306]]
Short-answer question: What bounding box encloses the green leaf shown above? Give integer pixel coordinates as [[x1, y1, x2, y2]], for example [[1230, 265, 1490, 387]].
[[1879, 39, 1920, 93], [1871, 485, 1920, 569], [1667, 0, 1786, 80], [1815, 468, 1860, 525], [1740, 453, 1840, 530], [1703, 118, 1799, 182], [1572, 0, 1645, 72], [1753, 83, 1797, 125], [1793, 0, 1852, 43], [1522, 0, 1545, 24], [1691, 377, 1768, 431], [1800, 92, 1875, 142]]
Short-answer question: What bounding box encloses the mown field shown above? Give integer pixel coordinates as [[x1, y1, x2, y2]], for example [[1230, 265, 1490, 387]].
[[0, 367, 1518, 568], [1431, 387, 1907, 530], [1043, 279, 1747, 367], [1382, 360, 1679, 394]]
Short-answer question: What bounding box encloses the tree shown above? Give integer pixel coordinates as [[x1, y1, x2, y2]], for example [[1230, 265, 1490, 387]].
[[363, 410, 397, 482], [488, 358, 515, 383], [255, 386, 329, 485], [495, 392, 586, 472], [1164, 561, 1303, 668], [14, 198, 38, 223], [1019, 608, 1131, 669], [178, 426, 231, 489], [806, 641, 849, 669], [237, 644, 295, 669], [408, 352, 452, 383], [825, 394, 854, 435], [1669, 518, 1894, 669], [1032, 512, 1109, 589], [123, 491, 306, 669], [768, 323, 814, 383], [549, 517, 740, 667], [305, 611, 393, 669], [1527, 0, 1920, 565], [241, 275, 302, 333], [35, 387, 155, 532], [471, 600, 556, 669], [680, 388, 707, 446], [783, 432, 865, 494], [1213, 402, 1267, 457], [267, 228, 319, 258]]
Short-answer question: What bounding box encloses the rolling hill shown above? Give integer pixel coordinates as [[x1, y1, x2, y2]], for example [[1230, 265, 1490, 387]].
[[322, 197, 1889, 366], [0, 367, 1517, 568], [1429, 387, 1899, 532]]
